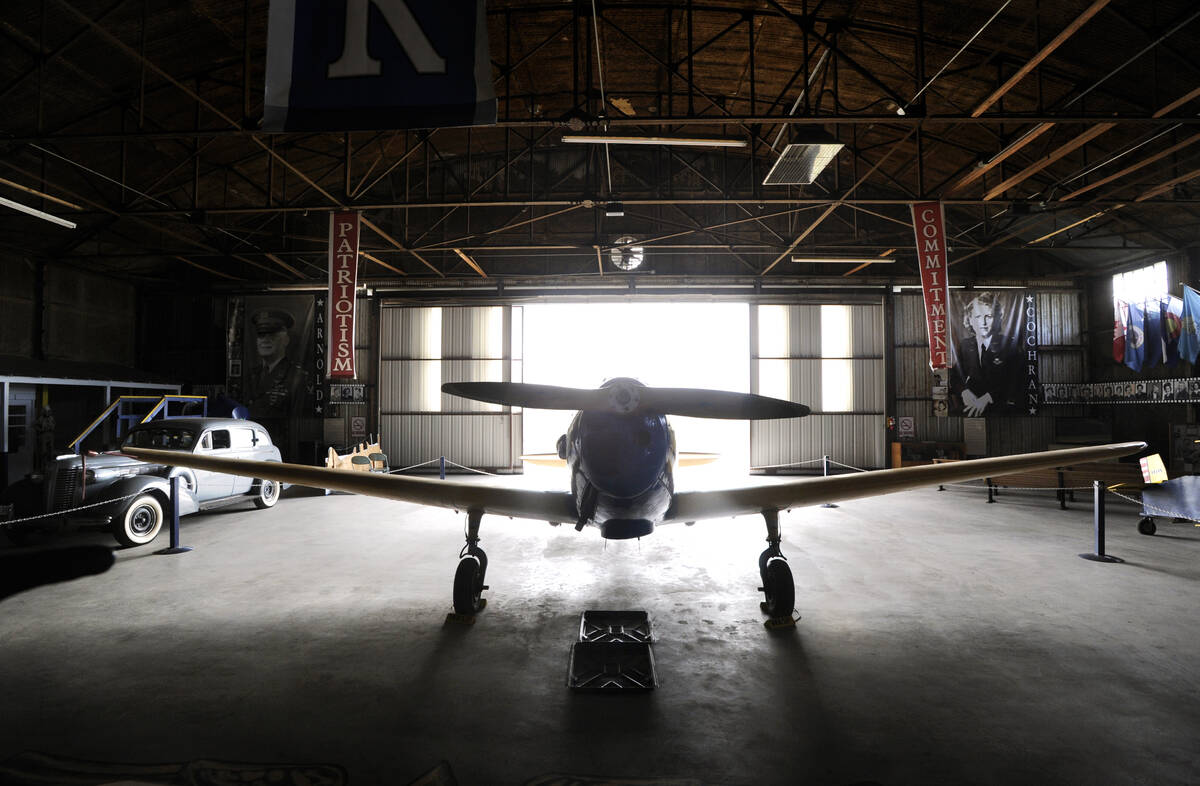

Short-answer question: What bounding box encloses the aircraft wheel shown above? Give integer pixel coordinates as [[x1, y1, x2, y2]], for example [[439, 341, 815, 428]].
[[757, 547, 774, 586], [253, 479, 280, 509], [761, 558, 794, 619], [453, 555, 486, 615], [1137, 517, 1157, 536], [113, 494, 164, 547]]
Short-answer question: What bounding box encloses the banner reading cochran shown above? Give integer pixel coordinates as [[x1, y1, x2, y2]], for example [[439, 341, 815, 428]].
[[910, 201, 951, 369], [328, 211, 360, 379], [948, 290, 1040, 417]]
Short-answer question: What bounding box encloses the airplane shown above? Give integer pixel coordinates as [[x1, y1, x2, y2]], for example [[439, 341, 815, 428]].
[[124, 378, 1146, 620]]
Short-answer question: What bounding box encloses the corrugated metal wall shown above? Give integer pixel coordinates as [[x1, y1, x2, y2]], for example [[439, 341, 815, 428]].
[[893, 291, 1087, 455], [379, 305, 521, 471], [751, 303, 886, 469]]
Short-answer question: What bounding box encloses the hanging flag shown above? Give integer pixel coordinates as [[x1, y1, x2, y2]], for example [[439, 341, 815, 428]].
[[328, 211, 361, 379], [909, 201, 951, 369], [1180, 285, 1200, 364], [1113, 299, 1127, 363], [1143, 299, 1163, 370], [1125, 301, 1146, 373], [1161, 295, 1183, 367], [264, 0, 496, 132]]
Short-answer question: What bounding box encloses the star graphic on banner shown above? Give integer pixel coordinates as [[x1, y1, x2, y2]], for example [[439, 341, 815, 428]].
[[316, 404, 323, 414], [316, 296, 325, 307], [1025, 294, 1034, 304], [1028, 407, 1038, 414]]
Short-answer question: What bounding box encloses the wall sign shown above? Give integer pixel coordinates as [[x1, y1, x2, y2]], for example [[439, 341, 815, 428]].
[[328, 211, 360, 379]]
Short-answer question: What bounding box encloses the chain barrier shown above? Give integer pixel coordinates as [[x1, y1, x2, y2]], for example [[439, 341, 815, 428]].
[[941, 482, 1096, 491], [0, 491, 144, 527], [749, 458, 825, 471], [1107, 488, 1200, 524]]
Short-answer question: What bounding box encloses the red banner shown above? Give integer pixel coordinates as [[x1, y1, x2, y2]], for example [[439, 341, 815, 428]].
[[328, 211, 360, 378], [910, 201, 951, 369]]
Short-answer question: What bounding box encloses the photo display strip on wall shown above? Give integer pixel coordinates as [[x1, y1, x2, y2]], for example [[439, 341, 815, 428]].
[[1041, 378, 1200, 404]]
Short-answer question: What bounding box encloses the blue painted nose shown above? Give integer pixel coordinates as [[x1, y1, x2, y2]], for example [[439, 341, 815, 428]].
[[578, 412, 669, 498]]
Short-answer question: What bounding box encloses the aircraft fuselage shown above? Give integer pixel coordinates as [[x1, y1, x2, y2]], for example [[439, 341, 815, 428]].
[[560, 380, 676, 539]]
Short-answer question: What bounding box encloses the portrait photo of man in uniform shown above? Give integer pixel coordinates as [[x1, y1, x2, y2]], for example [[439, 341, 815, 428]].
[[239, 295, 317, 461], [246, 308, 305, 418], [948, 291, 1028, 417]]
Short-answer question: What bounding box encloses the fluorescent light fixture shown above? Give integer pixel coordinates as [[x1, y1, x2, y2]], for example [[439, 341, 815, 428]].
[[763, 129, 844, 185], [0, 195, 76, 229], [791, 257, 894, 264], [562, 134, 747, 148], [604, 202, 625, 217]]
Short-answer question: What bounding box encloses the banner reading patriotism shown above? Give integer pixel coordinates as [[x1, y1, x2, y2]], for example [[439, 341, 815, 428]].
[[328, 211, 360, 379], [263, 0, 496, 132], [910, 202, 951, 369]]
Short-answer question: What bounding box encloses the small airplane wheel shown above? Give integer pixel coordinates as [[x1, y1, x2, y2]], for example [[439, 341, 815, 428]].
[[453, 555, 486, 615], [757, 548, 773, 586], [762, 558, 794, 619], [1137, 517, 1157, 536]]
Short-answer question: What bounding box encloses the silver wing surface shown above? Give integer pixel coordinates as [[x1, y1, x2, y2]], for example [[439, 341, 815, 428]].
[[665, 441, 1146, 523], [123, 448, 578, 523]]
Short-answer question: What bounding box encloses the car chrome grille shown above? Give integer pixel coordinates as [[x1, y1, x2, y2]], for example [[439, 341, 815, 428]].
[[52, 466, 82, 512]]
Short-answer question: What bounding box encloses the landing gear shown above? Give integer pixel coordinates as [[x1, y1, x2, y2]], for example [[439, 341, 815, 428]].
[[758, 509, 795, 620], [453, 509, 489, 615]]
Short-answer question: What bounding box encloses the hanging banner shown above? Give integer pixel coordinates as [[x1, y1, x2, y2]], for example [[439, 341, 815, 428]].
[[263, 0, 496, 132], [328, 211, 360, 379], [947, 290, 1040, 417], [910, 201, 951, 369]]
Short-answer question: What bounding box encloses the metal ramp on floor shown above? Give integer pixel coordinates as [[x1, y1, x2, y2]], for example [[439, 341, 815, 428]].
[[567, 610, 658, 691]]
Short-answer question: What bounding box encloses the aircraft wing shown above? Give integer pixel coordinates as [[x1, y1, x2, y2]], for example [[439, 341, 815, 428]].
[[123, 448, 578, 524], [665, 441, 1146, 523]]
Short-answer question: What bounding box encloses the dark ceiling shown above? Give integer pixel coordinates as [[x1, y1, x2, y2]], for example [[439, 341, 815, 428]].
[[1, 0, 1199, 290]]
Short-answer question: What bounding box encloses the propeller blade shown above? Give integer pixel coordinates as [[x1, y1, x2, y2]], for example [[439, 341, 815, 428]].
[[441, 382, 609, 411], [638, 388, 811, 419], [444, 381, 810, 420]]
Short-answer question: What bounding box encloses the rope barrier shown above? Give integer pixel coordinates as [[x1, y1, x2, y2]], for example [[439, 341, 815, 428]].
[[826, 458, 870, 473], [0, 491, 144, 526], [442, 459, 499, 477], [749, 458, 825, 470], [388, 458, 442, 474]]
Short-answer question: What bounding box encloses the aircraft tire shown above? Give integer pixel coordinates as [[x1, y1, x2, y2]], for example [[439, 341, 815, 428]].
[[1137, 516, 1157, 536], [453, 555, 485, 615], [762, 558, 794, 619], [113, 494, 164, 547], [253, 479, 280, 509]]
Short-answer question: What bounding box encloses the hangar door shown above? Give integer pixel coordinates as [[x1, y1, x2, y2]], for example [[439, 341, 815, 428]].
[[752, 303, 885, 470], [379, 305, 522, 471]]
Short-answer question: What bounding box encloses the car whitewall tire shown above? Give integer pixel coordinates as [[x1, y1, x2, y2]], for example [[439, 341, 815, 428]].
[[113, 494, 164, 547], [253, 479, 280, 509]]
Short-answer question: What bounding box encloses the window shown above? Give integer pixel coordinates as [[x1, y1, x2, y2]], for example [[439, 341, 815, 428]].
[[1113, 260, 1167, 305], [820, 305, 853, 412], [230, 428, 256, 448], [209, 430, 231, 450]]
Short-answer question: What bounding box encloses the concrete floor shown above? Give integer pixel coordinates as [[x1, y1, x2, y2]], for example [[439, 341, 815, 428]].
[[1, 473, 1198, 785]]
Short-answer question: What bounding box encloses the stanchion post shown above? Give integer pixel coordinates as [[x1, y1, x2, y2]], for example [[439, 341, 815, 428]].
[[986, 478, 995, 503], [820, 455, 837, 508], [1080, 479, 1122, 563], [156, 474, 192, 555], [440, 456, 446, 480]]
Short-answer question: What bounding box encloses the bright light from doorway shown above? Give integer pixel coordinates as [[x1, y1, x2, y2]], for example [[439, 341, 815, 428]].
[[522, 303, 750, 467], [821, 304, 853, 412]]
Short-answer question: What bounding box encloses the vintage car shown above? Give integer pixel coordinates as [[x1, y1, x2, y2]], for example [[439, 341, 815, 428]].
[[4, 418, 282, 547]]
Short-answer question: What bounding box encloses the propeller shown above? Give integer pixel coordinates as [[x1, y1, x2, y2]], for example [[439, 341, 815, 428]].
[[442, 381, 810, 420]]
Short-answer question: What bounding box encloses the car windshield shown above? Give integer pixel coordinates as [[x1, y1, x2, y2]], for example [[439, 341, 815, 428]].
[[122, 426, 197, 451]]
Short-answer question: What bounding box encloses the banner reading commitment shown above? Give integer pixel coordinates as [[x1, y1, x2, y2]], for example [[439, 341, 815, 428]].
[[910, 202, 951, 369], [328, 211, 360, 379]]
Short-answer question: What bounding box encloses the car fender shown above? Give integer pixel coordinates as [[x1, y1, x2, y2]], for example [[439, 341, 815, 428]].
[[103, 475, 199, 517]]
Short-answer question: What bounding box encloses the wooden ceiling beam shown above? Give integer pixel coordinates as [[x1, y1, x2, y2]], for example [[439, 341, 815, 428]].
[[361, 215, 444, 277], [452, 248, 488, 278], [970, 0, 1113, 117], [1060, 132, 1200, 201]]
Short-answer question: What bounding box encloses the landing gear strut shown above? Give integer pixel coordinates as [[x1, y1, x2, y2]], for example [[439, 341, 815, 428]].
[[453, 509, 489, 615], [758, 509, 795, 619]]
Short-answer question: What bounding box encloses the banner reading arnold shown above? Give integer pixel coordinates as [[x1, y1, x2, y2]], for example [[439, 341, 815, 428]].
[[948, 290, 1041, 417]]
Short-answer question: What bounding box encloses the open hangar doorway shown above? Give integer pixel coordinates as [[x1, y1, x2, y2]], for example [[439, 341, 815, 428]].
[[378, 300, 885, 474]]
